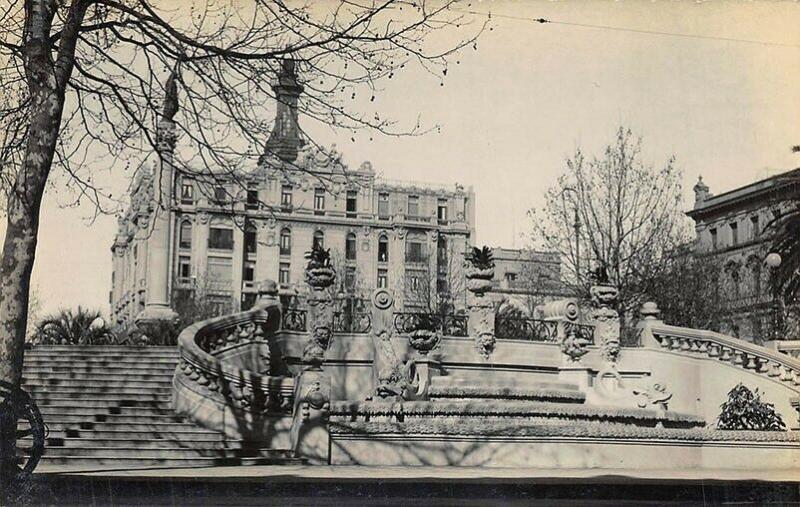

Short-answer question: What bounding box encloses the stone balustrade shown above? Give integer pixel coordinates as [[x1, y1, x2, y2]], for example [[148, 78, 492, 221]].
[[173, 283, 296, 444], [639, 303, 800, 394]]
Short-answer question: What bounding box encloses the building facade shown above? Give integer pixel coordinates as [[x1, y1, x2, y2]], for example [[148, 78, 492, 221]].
[[687, 168, 800, 341], [109, 62, 478, 328]]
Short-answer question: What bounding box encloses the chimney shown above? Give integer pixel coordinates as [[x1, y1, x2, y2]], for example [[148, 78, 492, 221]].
[[265, 59, 305, 163], [693, 176, 710, 206]]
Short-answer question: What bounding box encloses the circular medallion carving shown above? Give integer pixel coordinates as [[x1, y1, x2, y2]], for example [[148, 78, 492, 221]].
[[372, 289, 393, 310]]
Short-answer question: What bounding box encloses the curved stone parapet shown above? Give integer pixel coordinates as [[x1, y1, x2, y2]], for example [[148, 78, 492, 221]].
[[173, 293, 296, 446], [643, 322, 800, 393]]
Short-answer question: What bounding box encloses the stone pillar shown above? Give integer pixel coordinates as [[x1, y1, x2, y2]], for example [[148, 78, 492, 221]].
[[290, 368, 331, 464], [637, 301, 664, 349], [465, 249, 495, 359], [590, 283, 621, 369], [542, 299, 592, 390], [136, 73, 180, 332], [369, 289, 415, 400], [301, 249, 336, 368]]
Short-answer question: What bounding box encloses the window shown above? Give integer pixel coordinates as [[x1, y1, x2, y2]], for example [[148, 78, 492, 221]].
[[243, 261, 255, 282], [406, 274, 421, 291], [213, 185, 228, 206], [378, 192, 390, 219], [730, 222, 738, 246], [180, 181, 194, 205], [178, 255, 191, 280], [437, 199, 448, 224], [314, 188, 325, 215], [279, 228, 291, 256], [313, 230, 324, 250], [246, 188, 259, 210], [750, 215, 760, 239], [405, 234, 427, 263], [377, 268, 388, 288], [279, 262, 291, 285], [281, 185, 293, 211], [345, 233, 357, 261], [346, 190, 358, 218], [208, 256, 233, 284], [505, 272, 517, 282], [710, 228, 718, 250], [179, 221, 192, 249], [208, 227, 234, 250], [378, 235, 389, 262], [345, 266, 356, 290], [244, 223, 257, 254], [407, 195, 419, 217]]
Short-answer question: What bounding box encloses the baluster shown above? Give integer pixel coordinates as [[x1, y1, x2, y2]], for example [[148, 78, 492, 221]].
[[697, 340, 709, 353], [708, 343, 720, 357], [670, 337, 682, 350], [680, 338, 691, 351], [767, 361, 782, 377], [689, 339, 700, 352], [744, 354, 757, 370], [733, 351, 744, 366], [659, 336, 671, 349], [720, 347, 732, 361]]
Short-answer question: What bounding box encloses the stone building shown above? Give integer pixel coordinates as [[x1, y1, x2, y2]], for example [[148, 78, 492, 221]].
[[490, 247, 569, 306], [687, 168, 800, 341], [109, 61, 478, 329]]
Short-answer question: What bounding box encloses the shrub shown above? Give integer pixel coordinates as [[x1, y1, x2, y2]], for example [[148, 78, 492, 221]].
[[717, 383, 786, 431]]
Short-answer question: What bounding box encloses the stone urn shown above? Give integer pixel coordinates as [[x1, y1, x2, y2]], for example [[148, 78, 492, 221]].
[[304, 245, 336, 289], [409, 329, 442, 355], [465, 246, 495, 295]]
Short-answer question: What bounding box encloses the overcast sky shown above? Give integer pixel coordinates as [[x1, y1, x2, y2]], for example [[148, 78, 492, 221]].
[[4, 1, 800, 316]]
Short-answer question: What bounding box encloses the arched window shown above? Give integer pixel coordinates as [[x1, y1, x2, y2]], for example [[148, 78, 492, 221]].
[[345, 233, 357, 261], [313, 230, 324, 250], [378, 234, 389, 263], [280, 228, 291, 256], [179, 220, 192, 249], [747, 256, 762, 296], [725, 261, 741, 300]]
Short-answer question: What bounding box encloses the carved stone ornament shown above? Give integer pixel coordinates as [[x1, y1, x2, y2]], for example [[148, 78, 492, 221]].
[[233, 214, 245, 228], [267, 217, 277, 229], [304, 381, 328, 410], [361, 225, 371, 237], [266, 232, 276, 247], [372, 288, 393, 310], [561, 326, 591, 363], [373, 330, 417, 399], [429, 230, 439, 242], [393, 224, 406, 240], [197, 211, 210, 224], [633, 379, 672, 412]]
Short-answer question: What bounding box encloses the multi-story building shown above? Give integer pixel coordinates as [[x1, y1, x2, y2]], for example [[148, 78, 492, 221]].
[[110, 61, 477, 328], [490, 247, 568, 302], [687, 168, 800, 341]]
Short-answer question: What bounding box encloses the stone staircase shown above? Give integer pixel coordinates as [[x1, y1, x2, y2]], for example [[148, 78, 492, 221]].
[[20, 345, 303, 469]]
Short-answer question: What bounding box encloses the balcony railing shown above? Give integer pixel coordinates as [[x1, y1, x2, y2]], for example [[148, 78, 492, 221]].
[[494, 317, 559, 342], [392, 313, 468, 337], [281, 308, 307, 332], [333, 312, 372, 334]]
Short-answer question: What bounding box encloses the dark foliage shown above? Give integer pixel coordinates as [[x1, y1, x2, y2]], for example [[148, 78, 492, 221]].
[[468, 246, 495, 270], [305, 245, 333, 270], [31, 307, 115, 345], [717, 383, 786, 431]]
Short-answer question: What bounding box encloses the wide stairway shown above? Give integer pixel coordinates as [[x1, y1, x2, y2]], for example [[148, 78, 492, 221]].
[[20, 345, 303, 469]]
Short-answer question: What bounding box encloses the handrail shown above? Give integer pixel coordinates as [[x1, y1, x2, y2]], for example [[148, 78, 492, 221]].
[[644, 321, 800, 389], [176, 298, 294, 409]]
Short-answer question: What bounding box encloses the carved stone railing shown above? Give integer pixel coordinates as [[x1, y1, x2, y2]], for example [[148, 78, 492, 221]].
[[392, 312, 468, 337], [639, 303, 800, 393], [173, 283, 296, 444]]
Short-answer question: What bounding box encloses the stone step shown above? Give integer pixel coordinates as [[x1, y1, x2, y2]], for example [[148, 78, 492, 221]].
[[430, 377, 581, 391], [27, 345, 179, 354], [24, 354, 179, 364], [427, 385, 586, 404], [22, 371, 174, 382], [37, 410, 187, 424], [33, 454, 304, 468], [27, 436, 261, 451], [26, 387, 172, 399], [35, 445, 292, 459], [38, 428, 225, 441], [31, 398, 172, 410], [30, 393, 172, 404], [24, 364, 177, 374], [23, 378, 172, 390], [29, 419, 209, 433], [330, 400, 705, 429]]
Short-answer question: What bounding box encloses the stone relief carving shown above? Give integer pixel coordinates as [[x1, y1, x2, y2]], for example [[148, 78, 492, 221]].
[[590, 284, 621, 366], [560, 326, 591, 363], [633, 379, 672, 412]]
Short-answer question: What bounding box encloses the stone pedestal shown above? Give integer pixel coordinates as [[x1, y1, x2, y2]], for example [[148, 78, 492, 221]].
[[290, 368, 331, 464]]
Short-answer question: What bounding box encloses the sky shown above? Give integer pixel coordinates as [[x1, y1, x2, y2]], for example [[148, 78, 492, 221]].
[[3, 0, 800, 317]]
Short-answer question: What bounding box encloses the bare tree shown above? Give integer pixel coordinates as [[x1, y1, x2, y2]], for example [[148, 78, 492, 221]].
[[529, 127, 689, 329], [402, 236, 465, 317], [0, 0, 482, 481]]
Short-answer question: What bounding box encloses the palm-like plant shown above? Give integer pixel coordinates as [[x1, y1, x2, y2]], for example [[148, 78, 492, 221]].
[[766, 168, 800, 307], [467, 246, 495, 271], [32, 307, 115, 345]]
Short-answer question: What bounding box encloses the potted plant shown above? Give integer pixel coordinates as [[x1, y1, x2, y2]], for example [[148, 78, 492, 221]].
[[304, 245, 336, 289], [465, 246, 495, 294], [408, 313, 442, 355]]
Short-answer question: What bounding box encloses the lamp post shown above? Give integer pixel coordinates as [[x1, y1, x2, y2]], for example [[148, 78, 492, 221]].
[[558, 187, 582, 283], [765, 253, 783, 339]]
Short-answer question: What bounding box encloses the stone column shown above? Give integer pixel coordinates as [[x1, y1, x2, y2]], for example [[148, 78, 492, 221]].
[[637, 301, 664, 349], [136, 86, 180, 331], [590, 283, 621, 369], [301, 250, 336, 369], [368, 289, 416, 400], [465, 253, 495, 359]]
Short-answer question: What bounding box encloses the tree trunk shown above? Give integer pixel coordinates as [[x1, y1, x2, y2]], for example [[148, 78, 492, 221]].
[[0, 75, 66, 490]]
